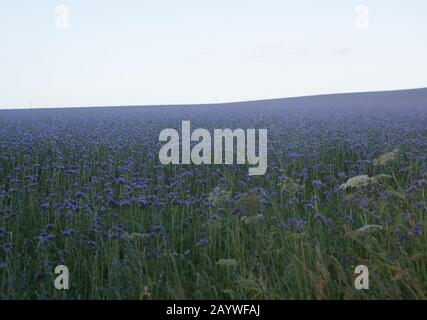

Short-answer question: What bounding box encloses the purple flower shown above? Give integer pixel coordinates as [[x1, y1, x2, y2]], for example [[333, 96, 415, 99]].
[[411, 223, 422, 236], [196, 239, 209, 247], [41, 202, 50, 210], [35, 233, 55, 246], [312, 180, 323, 187], [287, 217, 306, 232], [86, 240, 99, 250], [338, 172, 347, 178], [75, 192, 86, 199], [2, 242, 16, 252], [62, 228, 76, 237]]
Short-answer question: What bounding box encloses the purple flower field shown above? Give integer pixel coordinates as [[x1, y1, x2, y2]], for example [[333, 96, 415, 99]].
[[0, 88, 426, 299]]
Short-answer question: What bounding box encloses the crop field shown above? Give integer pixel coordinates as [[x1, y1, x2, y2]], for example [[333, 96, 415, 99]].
[[0, 89, 426, 299]]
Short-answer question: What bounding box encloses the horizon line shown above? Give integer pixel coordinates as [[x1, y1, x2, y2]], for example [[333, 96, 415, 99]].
[[1, 86, 426, 111]]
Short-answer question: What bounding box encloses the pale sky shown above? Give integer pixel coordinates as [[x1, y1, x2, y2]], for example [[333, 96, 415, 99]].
[[1, 0, 426, 109]]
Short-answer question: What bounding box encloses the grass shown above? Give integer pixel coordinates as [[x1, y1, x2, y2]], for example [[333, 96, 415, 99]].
[[1, 138, 426, 300]]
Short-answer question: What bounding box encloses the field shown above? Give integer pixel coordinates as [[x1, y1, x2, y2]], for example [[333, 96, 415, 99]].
[[1, 89, 426, 299]]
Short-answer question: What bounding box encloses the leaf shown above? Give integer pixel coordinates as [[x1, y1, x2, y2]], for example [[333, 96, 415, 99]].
[[372, 174, 393, 182], [242, 214, 263, 225], [348, 225, 383, 238], [216, 258, 238, 268]]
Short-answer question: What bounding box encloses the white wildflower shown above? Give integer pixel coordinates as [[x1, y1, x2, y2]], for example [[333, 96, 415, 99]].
[[234, 189, 261, 215], [208, 186, 231, 207], [278, 176, 305, 194], [339, 175, 375, 190], [122, 232, 148, 240], [373, 149, 399, 166]]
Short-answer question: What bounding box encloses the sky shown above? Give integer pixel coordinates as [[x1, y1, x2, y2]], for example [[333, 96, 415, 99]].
[[0, 0, 426, 109]]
